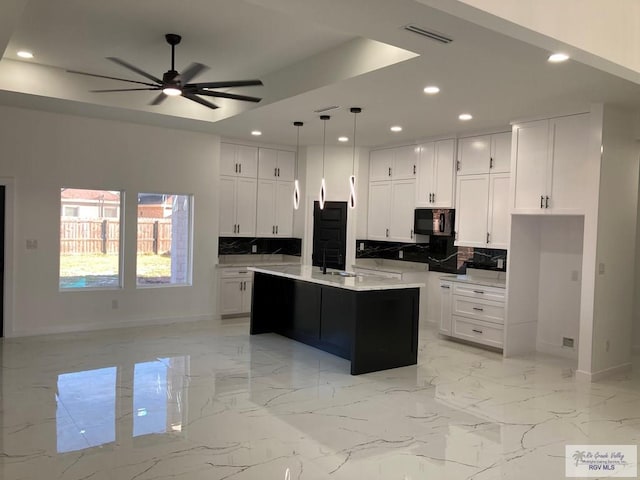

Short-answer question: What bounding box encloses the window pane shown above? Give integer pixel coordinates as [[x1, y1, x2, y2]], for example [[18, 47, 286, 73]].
[[136, 193, 192, 286], [59, 188, 122, 289]]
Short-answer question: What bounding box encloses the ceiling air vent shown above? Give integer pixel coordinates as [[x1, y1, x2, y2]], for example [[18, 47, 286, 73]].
[[403, 24, 453, 44], [314, 105, 340, 113]]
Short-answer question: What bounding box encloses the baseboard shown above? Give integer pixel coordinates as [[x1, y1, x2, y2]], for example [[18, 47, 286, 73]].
[[576, 362, 632, 382], [536, 340, 578, 360], [8, 314, 217, 338]]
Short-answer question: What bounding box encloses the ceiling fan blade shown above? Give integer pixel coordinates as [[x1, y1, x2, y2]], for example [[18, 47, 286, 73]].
[[183, 93, 219, 110], [91, 87, 162, 93], [67, 69, 159, 87], [107, 57, 163, 84], [186, 79, 263, 89], [150, 93, 167, 105], [180, 62, 209, 85], [195, 89, 262, 103]]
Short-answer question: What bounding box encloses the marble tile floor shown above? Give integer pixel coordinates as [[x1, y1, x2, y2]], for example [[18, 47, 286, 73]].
[[1, 320, 639, 480]]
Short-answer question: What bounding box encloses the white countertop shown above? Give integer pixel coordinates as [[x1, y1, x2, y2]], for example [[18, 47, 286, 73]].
[[352, 259, 429, 275], [440, 269, 506, 289], [217, 254, 301, 269], [249, 265, 425, 292]]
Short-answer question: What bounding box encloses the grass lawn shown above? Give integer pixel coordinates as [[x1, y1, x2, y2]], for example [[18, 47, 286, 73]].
[[60, 254, 171, 279]]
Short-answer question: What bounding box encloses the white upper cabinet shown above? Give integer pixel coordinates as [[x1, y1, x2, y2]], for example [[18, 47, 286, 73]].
[[457, 136, 490, 175], [416, 139, 456, 208], [455, 172, 510, 249], [392, 145, 419, 179], [512, 113, 589, 214], [369, 146, 417, 181], [369, 149, 394, 181], [455, 175, 490, 247], [390, 179, 416, 242], [275, 181, 294, 236], [258, 148, 296, 181], [221, 176, 257, 237], [367, 181, 392, 240], [255, 179, 277, 237], [221, 143, 258, 178], [457, 132, 511, 175]]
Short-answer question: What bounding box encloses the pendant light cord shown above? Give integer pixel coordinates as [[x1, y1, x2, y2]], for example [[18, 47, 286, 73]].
[[322, 118, 327, 178], [351, 111, 357, 174]]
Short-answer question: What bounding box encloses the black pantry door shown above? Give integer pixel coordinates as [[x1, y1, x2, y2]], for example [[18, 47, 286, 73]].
[[312, 201, 347, 271]]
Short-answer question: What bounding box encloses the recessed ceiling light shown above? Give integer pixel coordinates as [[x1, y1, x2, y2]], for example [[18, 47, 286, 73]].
[[251, 130, 262, 136], [458, 113, 473, 121], [17, 50, 34, 59], [423, 86, 440, 94], [390, 126, 403, 132], [338, 136, 349, 142], [548, 53, 569, 63]]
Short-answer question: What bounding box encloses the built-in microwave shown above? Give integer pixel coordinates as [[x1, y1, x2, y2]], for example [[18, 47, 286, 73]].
[[414, 208, 455, 236]]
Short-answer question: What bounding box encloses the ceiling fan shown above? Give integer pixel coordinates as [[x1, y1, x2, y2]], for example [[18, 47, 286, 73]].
[[67, 33, 263, 110]]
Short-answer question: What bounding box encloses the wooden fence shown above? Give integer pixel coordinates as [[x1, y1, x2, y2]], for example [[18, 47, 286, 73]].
[[60, 219, 171, 255]]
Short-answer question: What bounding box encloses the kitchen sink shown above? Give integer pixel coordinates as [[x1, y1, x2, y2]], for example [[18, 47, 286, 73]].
[[325, 271, 358, 277]]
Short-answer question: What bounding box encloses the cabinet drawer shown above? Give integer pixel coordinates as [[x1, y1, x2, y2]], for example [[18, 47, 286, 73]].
[[220, 268, 252, 278], [452, 316, 503, 348], [452, 283, 505, 302], [452, 296, 504, 325]]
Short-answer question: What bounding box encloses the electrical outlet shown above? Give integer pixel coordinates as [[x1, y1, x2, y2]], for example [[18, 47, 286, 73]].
[[599, 263, 605, 274], [26, 239, 38, 250], [562, 337, 574, 348], [112, 299, 119, 309], [497, 258, 504, 269], [359, 242, 365, 251], [399, 250, 403, 259], [251, 244, 257, 253]]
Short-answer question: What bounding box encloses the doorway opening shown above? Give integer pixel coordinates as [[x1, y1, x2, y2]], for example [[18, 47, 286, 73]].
[[312, 201, 347, 271]]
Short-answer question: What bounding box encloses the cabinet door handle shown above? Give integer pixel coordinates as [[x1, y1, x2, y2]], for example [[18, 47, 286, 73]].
[[472, 307, 484, 312], [410, 229, 413, 239], [272, 225, 275, 234], [545, 196, 549, 208], [274, 167, 277, 177], [233, 224, 237, 234], [239, 282, 243, 291], [237, 224, 240, 233], [276, 225, 278, 234], [490, 157, 494, 169], [235, 163, 238, 173], [278, 167, 280, 177], [473, 290, 485, 294], [386, 228, 389, 237], [486, 232, 490, 244], [456, 160, 460, 171], [388, 167, 392, 177], [540, 195, 544, 208], [472, 329, 483, 334], [413, 165, 416, 175], [440, 285, 450, 289], [432, 193, 435, 203]]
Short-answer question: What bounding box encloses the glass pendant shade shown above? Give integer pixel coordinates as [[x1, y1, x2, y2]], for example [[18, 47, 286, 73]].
[[349, 175, 356, 209], [319, 177, 326, 210], [293, 179, 300, 210]]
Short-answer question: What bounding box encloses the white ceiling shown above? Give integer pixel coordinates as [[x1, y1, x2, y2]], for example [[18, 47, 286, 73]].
[[2, 0, 640, 148]]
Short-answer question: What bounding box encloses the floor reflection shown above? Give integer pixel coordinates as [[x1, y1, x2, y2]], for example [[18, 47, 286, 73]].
[[55, 356, 188, 454]]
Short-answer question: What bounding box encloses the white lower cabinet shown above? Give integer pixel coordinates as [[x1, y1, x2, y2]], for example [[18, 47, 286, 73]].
[[439, 280, 453, 335], [439, 279, 505, 349], [218, 269, 253, 316]]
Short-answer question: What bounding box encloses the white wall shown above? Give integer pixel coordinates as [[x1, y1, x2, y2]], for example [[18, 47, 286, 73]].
[[302, 145, 368, 268], [536, 216, 584, 359], [420, 0, 640, 83], [590, 106, 639, 374], [0, 105, 220, 336]]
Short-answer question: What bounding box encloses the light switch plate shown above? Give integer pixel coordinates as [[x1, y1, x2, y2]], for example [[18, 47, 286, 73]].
[[251, 245, 257, 253], [399, 250, 403, 259]]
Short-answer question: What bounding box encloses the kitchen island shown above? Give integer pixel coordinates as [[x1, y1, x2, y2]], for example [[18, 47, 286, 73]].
[[248, 265, 423, 375]]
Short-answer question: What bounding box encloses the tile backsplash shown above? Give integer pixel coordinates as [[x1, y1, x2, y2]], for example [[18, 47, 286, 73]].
[[219, 237, 302, 256], [355, 238, 506, 273]]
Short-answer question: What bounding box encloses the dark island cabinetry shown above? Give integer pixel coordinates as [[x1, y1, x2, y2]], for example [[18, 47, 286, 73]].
[[250, 271, 419, 375]]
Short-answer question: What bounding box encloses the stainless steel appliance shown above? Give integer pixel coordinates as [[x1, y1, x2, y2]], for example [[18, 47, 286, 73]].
[[414, 208, 455, 236]]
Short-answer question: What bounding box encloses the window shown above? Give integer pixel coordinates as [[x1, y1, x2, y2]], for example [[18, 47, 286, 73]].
[[136, 193, 192, 286], [59, 188, 123, 289]]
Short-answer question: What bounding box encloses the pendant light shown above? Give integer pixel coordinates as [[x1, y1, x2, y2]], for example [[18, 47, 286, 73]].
[[349, 107, 361, 209], [319, 115, 330, 210], [293, 121, 303, 210]]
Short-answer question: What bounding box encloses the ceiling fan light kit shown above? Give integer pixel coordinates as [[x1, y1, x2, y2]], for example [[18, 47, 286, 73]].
[[67, 33, 263, 110]]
